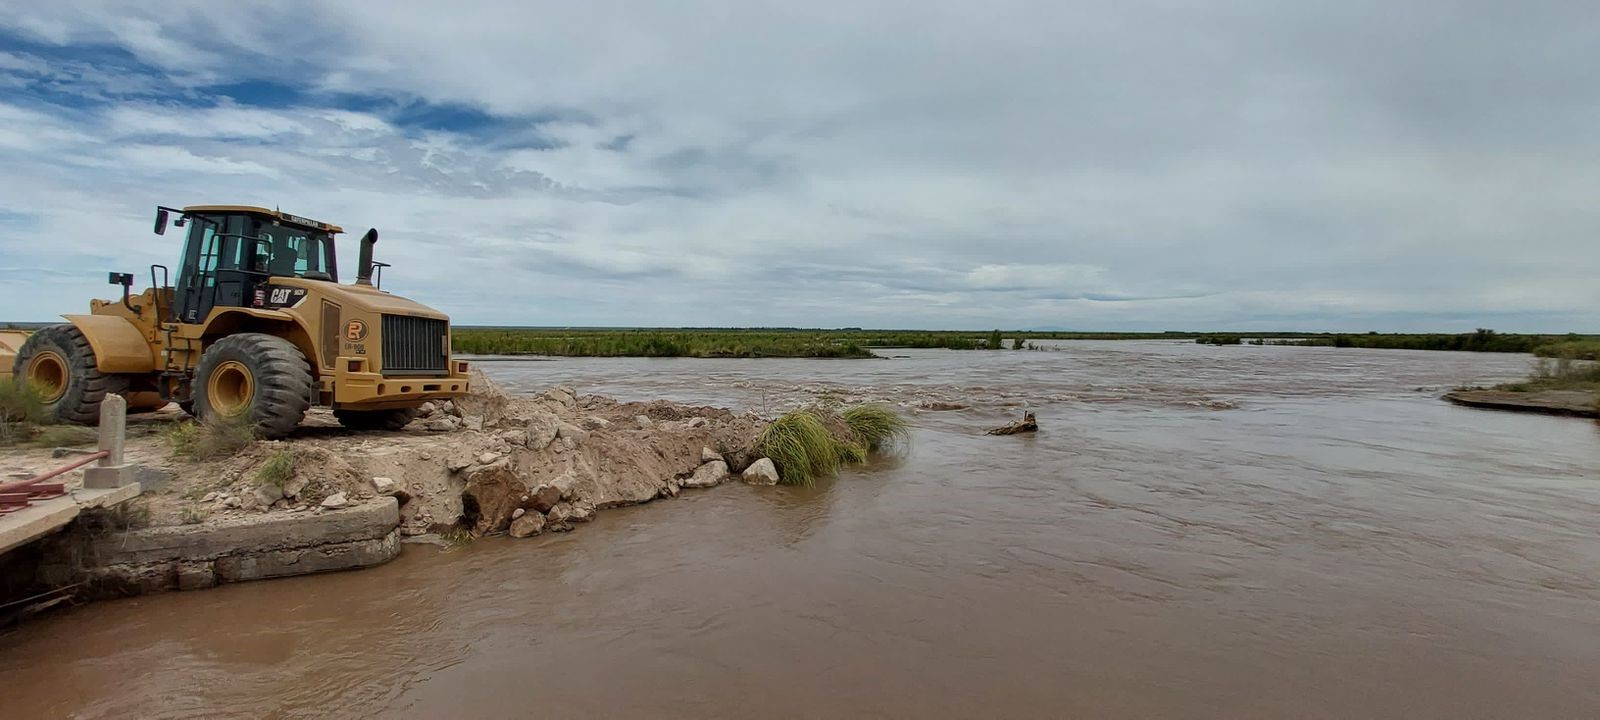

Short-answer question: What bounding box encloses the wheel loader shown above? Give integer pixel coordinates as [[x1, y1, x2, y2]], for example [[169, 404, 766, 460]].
[[1, 205, 471, 439]]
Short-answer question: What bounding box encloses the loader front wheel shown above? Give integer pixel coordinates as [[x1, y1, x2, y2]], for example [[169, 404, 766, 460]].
[[12, 324, 128, 425], [194, 333, 312, 439], [333, 407, 419, 431]]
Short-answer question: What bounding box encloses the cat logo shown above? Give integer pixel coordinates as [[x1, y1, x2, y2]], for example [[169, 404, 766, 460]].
[[344, 319, 368, 342]]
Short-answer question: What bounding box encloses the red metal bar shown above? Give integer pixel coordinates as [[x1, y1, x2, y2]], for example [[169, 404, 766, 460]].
[[0, 450, 108, 494]]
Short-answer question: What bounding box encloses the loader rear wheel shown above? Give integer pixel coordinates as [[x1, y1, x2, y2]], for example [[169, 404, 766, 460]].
[[194, 333, 313, 439], [334, 407, 419, 431], [11, 324, 128, 425]]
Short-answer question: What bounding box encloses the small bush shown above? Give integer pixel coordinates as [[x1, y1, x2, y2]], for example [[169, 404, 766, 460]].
[[30, 425, 98, 447], [0, 381, 47, 444], [255, 449, 295, 487], [167, 414, 257, 461], [756, 410, 842, 486], [841, 405, 911, 452]]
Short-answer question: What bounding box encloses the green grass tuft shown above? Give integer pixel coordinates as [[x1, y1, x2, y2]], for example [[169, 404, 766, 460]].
[[755, 410, 842, 486], [754, 405, 912, 485], [255, 449, 295, 487], [166, 414, 257, 461], [841, 405, 911, 452]]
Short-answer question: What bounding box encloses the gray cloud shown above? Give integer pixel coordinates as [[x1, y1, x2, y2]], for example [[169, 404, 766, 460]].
[[0, 1, 1597, 330]]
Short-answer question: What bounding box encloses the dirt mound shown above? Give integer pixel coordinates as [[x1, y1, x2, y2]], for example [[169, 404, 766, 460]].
[[138, 384, 767, 538]]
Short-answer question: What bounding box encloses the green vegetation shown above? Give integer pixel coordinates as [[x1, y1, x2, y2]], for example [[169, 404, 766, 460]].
[[0, 381, 47, 444], [1261, 329, 1596, 354], [756, 405, 912, 486], [841, 405, 911, 452], [166, 414, 257, 461], [255, 449, 295, 487], [1533, 340, 1600, 361], [756, 410, 841, 486], [450, 327, 1600, 359]]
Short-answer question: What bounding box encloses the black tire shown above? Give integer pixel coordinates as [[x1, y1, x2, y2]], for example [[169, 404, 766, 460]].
[[193, 333, 313, 439], [334, 407, 419, 431], [11, 324, 128, 425]]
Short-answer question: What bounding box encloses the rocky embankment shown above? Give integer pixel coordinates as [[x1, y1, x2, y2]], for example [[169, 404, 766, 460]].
[[19, 378, 784, 599]]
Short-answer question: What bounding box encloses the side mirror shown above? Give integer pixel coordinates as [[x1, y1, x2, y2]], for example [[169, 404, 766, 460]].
[[154, 208, 169, 235]]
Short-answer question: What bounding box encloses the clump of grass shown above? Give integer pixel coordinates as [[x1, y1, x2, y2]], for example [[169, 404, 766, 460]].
[[0, 380, 47, 444], [755, 410, 842, 486], [834, 440, 867, 464], [755, 405, 912, 486], [180, 503, 210, 525], [255, 449, 295, 487], [166, 414, 257, 461], [841, 405, 911, 452]]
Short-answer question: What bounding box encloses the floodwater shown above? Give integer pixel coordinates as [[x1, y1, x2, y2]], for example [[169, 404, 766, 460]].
[[4, 341, 1600, 719]]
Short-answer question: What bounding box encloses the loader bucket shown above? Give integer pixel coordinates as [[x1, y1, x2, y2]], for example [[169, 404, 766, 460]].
[[0, 330, 31, 381]]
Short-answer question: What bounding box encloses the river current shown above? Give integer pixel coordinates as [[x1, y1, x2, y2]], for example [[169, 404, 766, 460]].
[[3, 341, 1598, 718]]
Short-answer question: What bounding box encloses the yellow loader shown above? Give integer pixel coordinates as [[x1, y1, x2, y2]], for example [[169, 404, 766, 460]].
[[2, 205, 470, 439]]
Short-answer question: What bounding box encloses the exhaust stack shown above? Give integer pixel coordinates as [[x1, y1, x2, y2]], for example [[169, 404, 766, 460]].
[[355, 228, 378, 286]]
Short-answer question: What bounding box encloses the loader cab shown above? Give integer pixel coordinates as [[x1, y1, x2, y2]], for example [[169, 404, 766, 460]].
[[164, 206, 342, 324]]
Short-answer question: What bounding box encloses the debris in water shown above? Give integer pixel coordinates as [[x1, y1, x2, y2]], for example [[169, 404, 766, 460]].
[[986, 412, 1037, 436]]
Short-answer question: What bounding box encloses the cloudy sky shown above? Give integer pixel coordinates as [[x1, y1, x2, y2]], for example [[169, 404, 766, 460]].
[[1, 1, 1595, 331]]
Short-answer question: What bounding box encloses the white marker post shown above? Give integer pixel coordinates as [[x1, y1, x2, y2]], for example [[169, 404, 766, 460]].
[[83, 394, 136, 489]]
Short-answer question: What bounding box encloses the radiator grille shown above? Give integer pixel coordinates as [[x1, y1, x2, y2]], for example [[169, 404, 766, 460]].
[[381, 314, 448, 375]]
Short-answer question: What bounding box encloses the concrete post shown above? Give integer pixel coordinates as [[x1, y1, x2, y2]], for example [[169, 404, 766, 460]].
[[97, 394, 126, 466], [84, 395, 136, 489]]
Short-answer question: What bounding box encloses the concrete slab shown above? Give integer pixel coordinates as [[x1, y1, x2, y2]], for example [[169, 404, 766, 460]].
[[0, 483, 143, 555], [0, 496, 79, 555]]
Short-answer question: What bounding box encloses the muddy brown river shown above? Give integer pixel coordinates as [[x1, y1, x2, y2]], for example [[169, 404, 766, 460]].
[[4, 342, 1599, 718]]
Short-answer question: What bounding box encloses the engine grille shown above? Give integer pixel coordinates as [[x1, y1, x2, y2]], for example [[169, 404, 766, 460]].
[[381, 314, 449, 375]]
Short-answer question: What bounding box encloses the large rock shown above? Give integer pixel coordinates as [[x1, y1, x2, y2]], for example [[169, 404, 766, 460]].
[[556, 423, 589, 444], [253, 482, 285, 507], [701, 446, 721, 463], [524, 412, 560, 449], [529, 484, 562, 513], [461, 461, 529, 535], [320, 492, 350, 509], [742, 458, 780, 485], [682, 460, 729, 489], [509, 512, 545, 538], [545, 502, 574, 531], [370, 477, 397, 495], [723, 448, 760, 473], [541, 386, 578, 409]]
